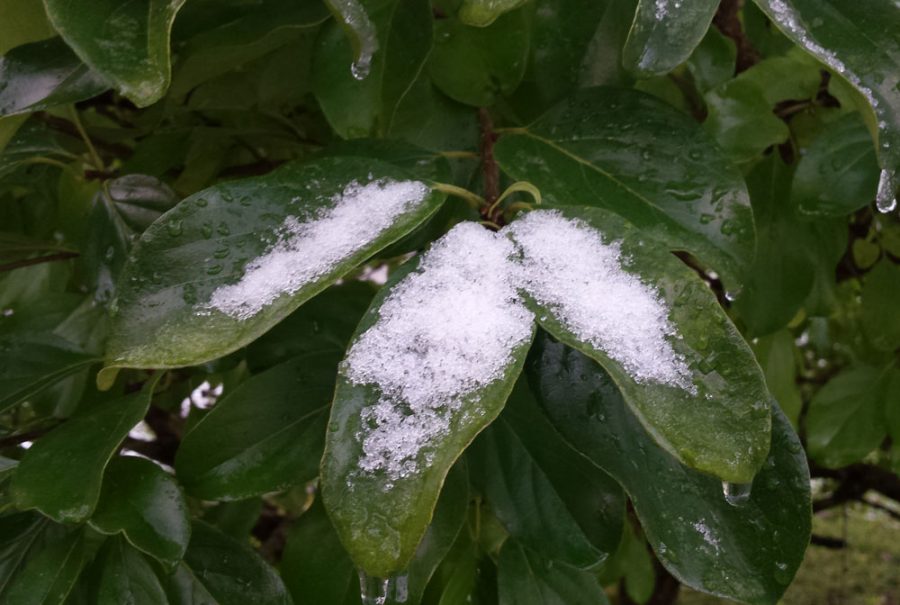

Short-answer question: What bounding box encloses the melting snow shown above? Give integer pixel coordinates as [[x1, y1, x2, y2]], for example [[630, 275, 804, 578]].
[[507, 211, 694, 391], [207, 179, 429, 320], [344, 223, 533, 482]]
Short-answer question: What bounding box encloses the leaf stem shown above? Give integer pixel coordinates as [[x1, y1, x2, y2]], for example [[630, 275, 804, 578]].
[[0, 251, 80, 273], [432, 182, 486, 209], [68, 105, 104, 171]]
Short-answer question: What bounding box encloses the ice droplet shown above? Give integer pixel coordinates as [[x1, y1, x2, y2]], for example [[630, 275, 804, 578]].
[[722, 481, 752, 506], [875, 169, 897, 213], [358, 570, 408, 604], [327, 0, 379, 80]]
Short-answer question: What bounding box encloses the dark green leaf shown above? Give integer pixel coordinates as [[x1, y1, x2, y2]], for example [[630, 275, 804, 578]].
[[686, 27, 737, 94], [469, 384, 623, 569], [90, 456, 191, 569], [793, 113, 880, 217], [509, 208, 770, 483], [622, 0, 718, 77], [751, 0, 900, 190], [806, 365, 895, 468], [458, 0, 525, 27], [105, 156, 445, 370], [165, 521, 292, 605], [0, 512, 46, 593], [0, 37, 108, 116], [92, 537, 168, 605], [1, 524, 86, 605], [598, 521, 655, 604], [429, 7, 530, 107], [495, 87, 755, 287], [322, 232, 535, 576], [529, 335, 811, 605], [11, 383, 155, 523], [43, 0, 186, 106], [496, 540, 609, 605], [753, 330, 802, 425], [175, 353, 340, 501], [861, 260, 900, 352], [0, 119, 78, 179], [314, 0, 433, 139]]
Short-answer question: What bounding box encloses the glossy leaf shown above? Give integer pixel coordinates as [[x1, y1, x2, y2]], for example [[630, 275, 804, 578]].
[[90, 456, 191, 569], [175, 353, 341, 501], [92, 537, 168, 605], [165, 521, 292, 605], [509, 208, 771, 483], [0, 37, 108, 116], [622, 0, 718, 77], [793, 113, 880, 217], [1, 524, 85, 605], [0, 331, 97, 413], [753, 330, 802, 425], [469, 383, 623, 569], [314, 0, 433, 139], [686, 27, 737, 94], [429, 7, 530, 107], [11, 383, 155, 523], [43, 0, 186, 106], [105, 156, 445, 370], [806, 365, 896, 468], [322, 254, 534, 576], [497, 540, 609, 605], [529, 335, 812, 605], [495, 87, 755, 287], [751, 0, 900, 181]]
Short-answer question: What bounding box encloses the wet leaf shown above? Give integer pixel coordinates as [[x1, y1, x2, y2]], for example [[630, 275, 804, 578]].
[[1, 524, 86, 605], [497, 540, 609, 605], [91, 537, 168, 605]]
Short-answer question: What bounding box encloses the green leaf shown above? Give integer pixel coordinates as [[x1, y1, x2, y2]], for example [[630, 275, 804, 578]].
[[496, 540, 609, 605], [105, 156, 445, 370], [508, 208, 770, 483], [793, 113, 880, 217], [686, 27, 737, 94], [11, 383, 156, 523], [429, 7, 530, 107], [322, 227, 536, 577], [469, 384, 624, 569], [165, 521, 292, 605], [175, 353, 340, 501], [0, 37, 108, 117], [861, 260, 900, 353], [495, 87, 755, 287], [0, 512, 46, 592], [529, 335, 812, 605], [622, 0, 718, 77], [752, 330, 802, 425], [0, 0, 54, 55], [0, 331, 97, 414], [458, 0, 525, 27], [42, 0, 186, 106], [92, 537, 168, 605], [598, 521, 655, 604], [90, 456, 191, 569], [314, 0, 433, 139], [1, 524, 86, 605], [0, 119, 78, 179], [751, 0, 900, 188], [806, 365, 895, 468]]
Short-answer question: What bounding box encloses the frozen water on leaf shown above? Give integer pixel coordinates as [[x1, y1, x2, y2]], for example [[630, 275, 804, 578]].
[[876, 169, 898, 213], [358, 570, 408, 604], [207, 179, 429, 319], [692, 519, 721, 551], [327, 0, 380, 80], [507, 211, 694, 391], [345, 224, 533, 481]]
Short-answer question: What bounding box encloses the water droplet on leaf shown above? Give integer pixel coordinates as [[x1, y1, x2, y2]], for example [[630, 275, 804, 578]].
[[722, 481, 752, 506]]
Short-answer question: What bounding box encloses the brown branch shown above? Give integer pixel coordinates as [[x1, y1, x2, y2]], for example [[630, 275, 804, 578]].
[[810, 534, 848, 549], [713, 0, 760, 74], [0, 252, 79, 273], [478, 108, 501, 224], [811, 461, 900, 513]]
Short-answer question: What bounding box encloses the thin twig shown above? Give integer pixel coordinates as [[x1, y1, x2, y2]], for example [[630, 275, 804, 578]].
[[0, 252, 79, 273], [478, 108, 501, 224], [68, 106, 104, 170]]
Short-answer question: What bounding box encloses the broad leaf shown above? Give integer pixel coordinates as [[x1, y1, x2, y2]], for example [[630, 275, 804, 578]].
[[622, 0, 718, 77], [314, 0, 433, 138], [175, 353, 341, 501], [43, 0, 186, 106], [11, 382, 156, 523], [429, 6, 530, 107], [105, 156, 445, 370], [495, 87, 755, 287], [322, 224, 535, 576], [751, 0, 900, 204], [0, 119, 78, 180], [686, 28, 737, 94], [90, 456, 191, 569], [806, 365, 897, 468], [469, 383, 623, 569], [529, 335, 812, 605], [165, 521, 292, 605], [507, 209, 770, 483], [0, 513, 46, 593], [458, 0, 525, 27], [0, 331, 97, 413], [92, 537, 168, 605], [792, 113, 880, 218], [861, 260, 900, 352], [1, 523, 85, 605], [0, 37, 108, 116], [497, 540, 610, 605]]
